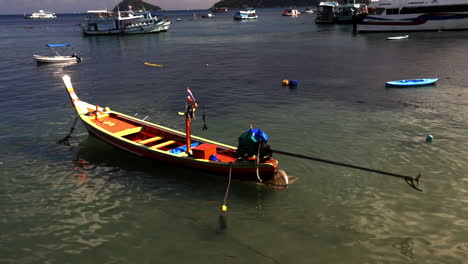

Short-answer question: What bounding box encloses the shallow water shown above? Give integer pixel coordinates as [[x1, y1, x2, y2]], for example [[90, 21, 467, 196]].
[[1, 9, 467, 263]]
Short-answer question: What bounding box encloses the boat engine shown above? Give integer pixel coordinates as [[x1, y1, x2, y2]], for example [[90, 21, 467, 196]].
[[236, 128, 272, 162], [72, 53, 82, 62]]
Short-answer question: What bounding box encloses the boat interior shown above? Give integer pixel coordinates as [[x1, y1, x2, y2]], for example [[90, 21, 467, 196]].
[[85, 109, 238, 162]]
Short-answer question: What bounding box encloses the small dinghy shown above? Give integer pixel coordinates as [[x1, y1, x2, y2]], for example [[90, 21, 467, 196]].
[[387, 35, 409, 40], [386, 78, 438, 87], [33, 44, 82, 64]]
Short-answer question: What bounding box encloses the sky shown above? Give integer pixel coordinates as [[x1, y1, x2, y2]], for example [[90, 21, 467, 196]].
[[0, 0, 219, 14]]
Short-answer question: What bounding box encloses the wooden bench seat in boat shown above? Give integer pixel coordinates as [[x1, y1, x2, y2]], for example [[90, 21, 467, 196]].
[[150, 140, 176, 150], [138, 136, 163, 145], [114, 127, 143, 137]]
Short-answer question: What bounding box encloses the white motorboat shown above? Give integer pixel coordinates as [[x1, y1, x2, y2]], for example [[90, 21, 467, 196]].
[[359, 0, 468, 32], [81, 10, 171, 35], [24, 10, 56, 19], [33, 44, 82, 64], [387, 35, 409, 40], [202, 13, 215, 18], [233, 9, 258, 20], [282, 9, 301, 16]]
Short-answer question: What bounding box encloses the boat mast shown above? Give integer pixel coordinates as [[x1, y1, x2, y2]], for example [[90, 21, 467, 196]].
[[185, 88, 198, 155]]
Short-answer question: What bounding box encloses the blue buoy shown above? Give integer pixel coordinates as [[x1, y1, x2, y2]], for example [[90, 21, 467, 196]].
[[426, 135, 433, 142], [289, 80, 298, 86]]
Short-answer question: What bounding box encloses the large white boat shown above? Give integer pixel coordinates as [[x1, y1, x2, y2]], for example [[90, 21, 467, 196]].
[[81, 10, 171, 36], [24, 10, 56, 19], [359, 0, 468, 32]]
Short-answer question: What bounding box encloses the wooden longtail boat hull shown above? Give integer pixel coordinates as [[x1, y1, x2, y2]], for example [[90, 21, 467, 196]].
[[62, 75, 280, 182]]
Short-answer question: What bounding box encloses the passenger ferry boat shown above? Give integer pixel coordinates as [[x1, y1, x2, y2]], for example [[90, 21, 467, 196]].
[[81, 10, 170, 35], [315, 2, 339, 24], [24, 10, 56, 19], [233, 9, 258, 20], [359, 0, 468, 32]]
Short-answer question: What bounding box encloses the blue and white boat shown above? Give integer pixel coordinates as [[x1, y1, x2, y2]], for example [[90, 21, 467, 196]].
[[359, 0, 468, 32], [33, 44, 82, 64], [81, 10, 171, 35], [233, 9, 258, 20], [386, 78, 438, 87]]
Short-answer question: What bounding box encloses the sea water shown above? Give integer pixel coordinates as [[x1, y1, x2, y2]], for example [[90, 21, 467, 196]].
[[1, 9, 467, 263]]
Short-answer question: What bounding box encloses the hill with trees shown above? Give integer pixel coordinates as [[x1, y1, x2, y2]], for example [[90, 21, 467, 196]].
[[113, 0, 162, 12]]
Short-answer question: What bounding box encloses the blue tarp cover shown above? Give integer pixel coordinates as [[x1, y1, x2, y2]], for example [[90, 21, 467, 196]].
[[46, 44, 71, 47], [249, 128, 269, 142], [169, 142, 201, 154], [236, 128, 269, 156]]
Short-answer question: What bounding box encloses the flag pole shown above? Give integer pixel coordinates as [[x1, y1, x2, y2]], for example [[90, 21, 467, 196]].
[[185, 88, 198, 155]]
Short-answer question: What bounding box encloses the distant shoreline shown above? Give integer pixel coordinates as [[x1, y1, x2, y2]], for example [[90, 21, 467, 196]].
[[1, 6, 319, 16]]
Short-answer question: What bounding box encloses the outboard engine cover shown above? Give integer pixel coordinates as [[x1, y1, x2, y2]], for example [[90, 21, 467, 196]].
[[236, 128, 272, 161]]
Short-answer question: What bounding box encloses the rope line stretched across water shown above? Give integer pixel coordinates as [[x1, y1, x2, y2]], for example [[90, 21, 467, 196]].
[[272, 149, 422, 191]]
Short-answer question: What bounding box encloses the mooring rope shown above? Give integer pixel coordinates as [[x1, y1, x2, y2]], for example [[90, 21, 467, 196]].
[[272, 149, 422, 191], [255, 143, 263, 182], [57, 116, 78, 146], [223, 163, 233, 205], [219, 163, 233, 229]]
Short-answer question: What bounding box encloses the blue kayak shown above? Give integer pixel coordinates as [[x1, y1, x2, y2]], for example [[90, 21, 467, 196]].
[[386, 78, 438, 87]]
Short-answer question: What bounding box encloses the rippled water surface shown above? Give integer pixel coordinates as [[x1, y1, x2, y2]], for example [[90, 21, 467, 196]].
[[1, 9, 468, 263]]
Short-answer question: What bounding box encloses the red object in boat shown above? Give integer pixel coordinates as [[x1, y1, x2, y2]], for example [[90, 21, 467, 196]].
[[193, 143, 217, 160]]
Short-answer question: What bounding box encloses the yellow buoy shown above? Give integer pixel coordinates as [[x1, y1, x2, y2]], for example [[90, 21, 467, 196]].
[[221, 204, 228, 212]]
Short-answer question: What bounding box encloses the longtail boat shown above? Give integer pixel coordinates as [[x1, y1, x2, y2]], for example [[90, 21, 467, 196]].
[[62, 75, 289, 186]]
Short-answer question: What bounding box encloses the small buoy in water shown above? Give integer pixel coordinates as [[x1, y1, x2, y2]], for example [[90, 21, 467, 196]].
[[426, 135, 433, 142], [282, 79, 289, 86], [289, 80, 298, 86], [220, 204, 228, 212], [205, 64, 209, 67]]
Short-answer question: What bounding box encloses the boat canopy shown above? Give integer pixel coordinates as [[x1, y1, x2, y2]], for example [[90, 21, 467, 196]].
[[46, 44, 71, 47]]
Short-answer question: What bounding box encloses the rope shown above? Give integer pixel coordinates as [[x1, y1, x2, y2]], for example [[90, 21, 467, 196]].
[[273, 149, 422, 191], [202, 105, 208, 130], [255, 143, 262, 182], [223, 163, 233, 205], [57, 116, 78, 146]]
